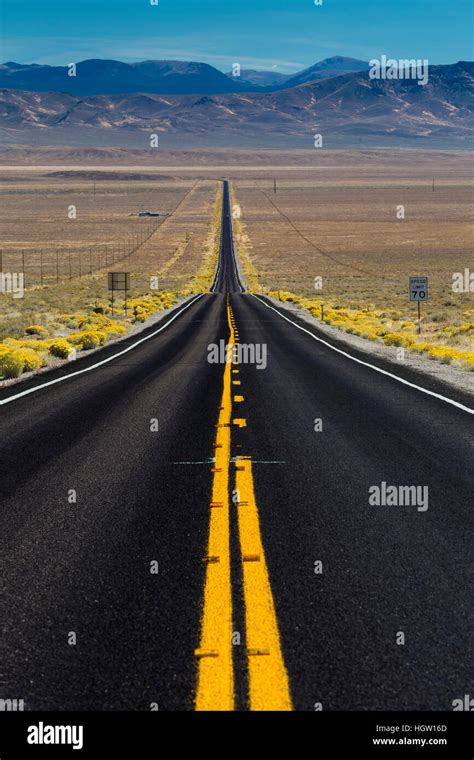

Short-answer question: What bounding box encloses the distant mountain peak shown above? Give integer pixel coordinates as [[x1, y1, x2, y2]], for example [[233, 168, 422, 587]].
[[282, 57, 369, 89]]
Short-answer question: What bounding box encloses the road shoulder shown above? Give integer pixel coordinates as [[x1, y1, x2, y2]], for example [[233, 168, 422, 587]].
[[262, 294, 474, 402]]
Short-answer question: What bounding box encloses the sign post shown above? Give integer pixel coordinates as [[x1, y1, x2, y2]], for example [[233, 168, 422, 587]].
[[108, 272, 130, 317], [409, 276, 428, 335]]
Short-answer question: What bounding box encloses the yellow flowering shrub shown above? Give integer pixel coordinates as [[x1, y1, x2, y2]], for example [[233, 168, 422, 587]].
[[68, 331, 106, 350], [12, 348, 43, 372], [382, 332, 416, 348], [0, 351, 24, 378], [49, 339, 74, 359], [25, 324, 49, 337], [128, 291, 177, 323], [3, 337, 48, 351]]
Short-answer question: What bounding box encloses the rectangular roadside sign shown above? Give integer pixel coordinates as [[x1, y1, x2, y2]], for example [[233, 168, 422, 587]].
[[108, 272, 130, 291], [409, 276, 429, 302]]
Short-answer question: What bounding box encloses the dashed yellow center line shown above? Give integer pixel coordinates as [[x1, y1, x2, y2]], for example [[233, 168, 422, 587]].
[[235, 457, 293, 711], [196, 300, 292, 711], [195, 300, 235, 711]]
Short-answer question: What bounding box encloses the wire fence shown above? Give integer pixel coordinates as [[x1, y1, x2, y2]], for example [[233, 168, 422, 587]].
[[0, 220, 159, 288]]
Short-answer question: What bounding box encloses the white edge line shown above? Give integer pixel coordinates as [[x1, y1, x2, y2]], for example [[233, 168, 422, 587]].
[[252, 295, 474, 415], [0, 294, 204, 406]]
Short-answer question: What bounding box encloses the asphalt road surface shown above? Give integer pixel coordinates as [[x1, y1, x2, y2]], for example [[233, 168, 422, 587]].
[[0, 181, 472, 711]]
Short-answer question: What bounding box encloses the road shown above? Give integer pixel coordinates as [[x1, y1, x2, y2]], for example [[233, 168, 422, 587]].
[[0, 181, 472, 711]]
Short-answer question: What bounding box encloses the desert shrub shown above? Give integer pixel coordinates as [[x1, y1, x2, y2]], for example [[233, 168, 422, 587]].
[[430, 311, 450, 323], [25, 325, 49, 337], [12, 348, 43, 372], [72, 330, 106, 350], [78, 314, 114, 330], [0, 351, 24, 378], [105, 324, 127, 338], [49, 338, 73, 359], [131, 307, 147, 323], [382, 332, 409, 347]]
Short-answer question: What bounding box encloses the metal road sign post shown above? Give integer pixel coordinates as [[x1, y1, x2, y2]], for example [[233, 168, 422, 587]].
[[108, 272, 130, 317], [409, 276, 429, 335]]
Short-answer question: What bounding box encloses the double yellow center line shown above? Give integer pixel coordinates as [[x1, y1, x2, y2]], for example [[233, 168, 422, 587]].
[[195, 300, 292, 711]]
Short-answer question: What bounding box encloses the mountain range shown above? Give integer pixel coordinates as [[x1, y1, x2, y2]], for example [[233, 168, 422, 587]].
[[0, 59, 472, 149], [225, 57, 369, 90], [0, 56, 368, 96]]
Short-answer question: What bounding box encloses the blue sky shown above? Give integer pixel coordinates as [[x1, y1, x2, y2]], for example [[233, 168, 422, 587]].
[[0, 0, 472, 71]]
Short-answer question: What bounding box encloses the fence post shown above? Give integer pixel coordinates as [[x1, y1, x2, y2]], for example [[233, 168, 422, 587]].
[[40, 250, 43, 286]]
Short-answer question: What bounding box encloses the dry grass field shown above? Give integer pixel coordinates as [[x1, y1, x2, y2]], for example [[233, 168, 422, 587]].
[[231, 151, 474, 368], [0, 175, 220, 338]]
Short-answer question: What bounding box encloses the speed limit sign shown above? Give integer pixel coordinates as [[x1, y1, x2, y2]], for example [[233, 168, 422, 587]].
[[410, 276, 428, 334], [409, 277, 429, 302]]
